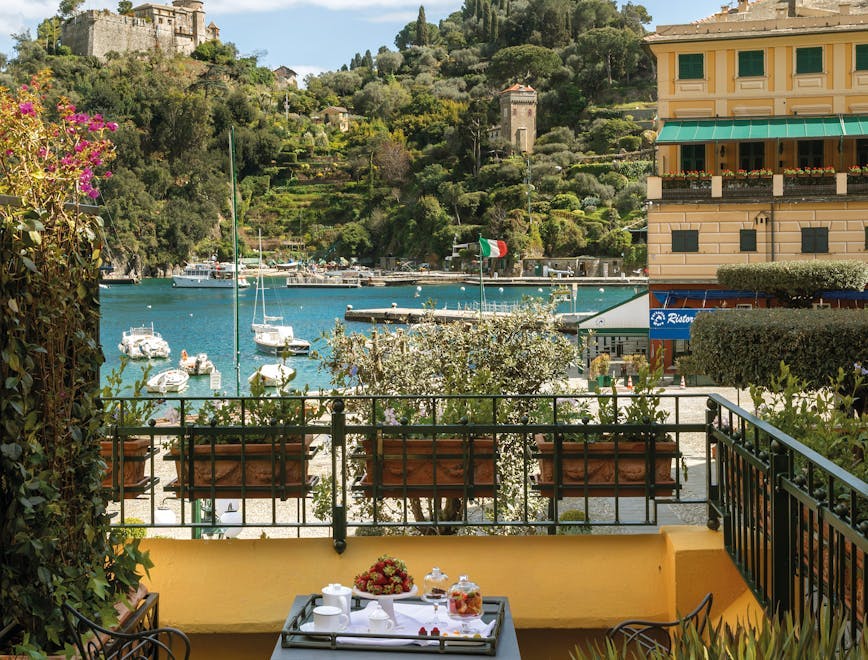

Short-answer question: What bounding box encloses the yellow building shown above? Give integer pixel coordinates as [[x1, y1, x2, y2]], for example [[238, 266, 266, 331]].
[[644, 0, 868, 306]]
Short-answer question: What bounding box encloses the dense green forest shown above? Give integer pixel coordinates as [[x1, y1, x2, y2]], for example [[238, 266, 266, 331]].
[[2, 0, 657, 275]]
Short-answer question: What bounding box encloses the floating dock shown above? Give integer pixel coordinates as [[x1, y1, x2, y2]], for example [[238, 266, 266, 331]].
[[343, 306, 592, 333]]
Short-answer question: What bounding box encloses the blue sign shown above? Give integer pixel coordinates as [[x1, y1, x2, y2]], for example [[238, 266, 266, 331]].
[[649, 309, 713, 340]]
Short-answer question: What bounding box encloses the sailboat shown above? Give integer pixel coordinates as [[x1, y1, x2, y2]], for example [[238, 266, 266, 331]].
[[250, 232, 311, 356]]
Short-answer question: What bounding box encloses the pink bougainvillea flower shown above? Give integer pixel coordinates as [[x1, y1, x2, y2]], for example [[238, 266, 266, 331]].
[[87, 188, 100, 199], [18, 101, 35, 116]]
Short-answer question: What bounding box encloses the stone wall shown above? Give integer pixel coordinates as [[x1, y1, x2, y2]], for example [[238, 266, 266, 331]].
[[61, 10, 196, 60]]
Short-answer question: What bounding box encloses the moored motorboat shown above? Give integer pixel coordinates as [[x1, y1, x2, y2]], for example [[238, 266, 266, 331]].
[[172, 259, 250, 288], [179, 350, 215, 375], [118, 324, 171, 360], [253, 326, 311, 355], [248, 363, 296, 389], [146, 368, 189, 393]]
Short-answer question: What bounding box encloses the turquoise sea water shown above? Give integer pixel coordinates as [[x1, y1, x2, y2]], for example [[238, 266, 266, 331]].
[[99, 278, 641, 396]]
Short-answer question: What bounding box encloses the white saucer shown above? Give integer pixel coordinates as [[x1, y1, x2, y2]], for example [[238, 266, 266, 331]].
[[299, 622, 344, 637]]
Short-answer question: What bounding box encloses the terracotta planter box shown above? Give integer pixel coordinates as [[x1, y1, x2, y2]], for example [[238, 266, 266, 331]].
[[356, 436, 497, 498], [166, 434, 316, 500], [533, 437, 679, 497], [100, 436, 153, 498]]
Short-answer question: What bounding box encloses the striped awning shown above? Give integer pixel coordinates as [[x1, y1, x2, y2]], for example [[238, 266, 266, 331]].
[[656, 116, 868, 143]]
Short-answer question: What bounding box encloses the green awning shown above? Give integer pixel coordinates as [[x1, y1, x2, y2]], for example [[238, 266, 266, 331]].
[[655, 116, 868, 143]]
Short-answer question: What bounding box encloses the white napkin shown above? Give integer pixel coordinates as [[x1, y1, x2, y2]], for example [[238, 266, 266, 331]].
[[336, 600, 496, 647]]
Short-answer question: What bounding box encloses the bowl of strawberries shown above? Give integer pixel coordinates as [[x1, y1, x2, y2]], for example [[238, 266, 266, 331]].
[[352, 554, 416, 598]]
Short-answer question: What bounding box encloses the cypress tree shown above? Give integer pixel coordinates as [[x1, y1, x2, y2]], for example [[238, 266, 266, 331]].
[[415, 6, 429, 46]]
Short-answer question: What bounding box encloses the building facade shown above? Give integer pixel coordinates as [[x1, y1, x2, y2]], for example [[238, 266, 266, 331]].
[[644, 0, 868, 363], [499, 84, 537, 153], [61, 1, 219, 61]]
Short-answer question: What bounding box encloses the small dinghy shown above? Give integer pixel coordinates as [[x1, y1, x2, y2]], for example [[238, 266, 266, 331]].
[[179, 350, 215, 375], [146, 368, 190, 393]]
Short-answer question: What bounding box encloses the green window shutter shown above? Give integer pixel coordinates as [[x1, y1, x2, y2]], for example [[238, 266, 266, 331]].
[[738, 50, 764, 77], [857, 45, 868, 72], [864, 226, 867, 250], [672, 230, 699, 253], [681, 144, 706, 171], [739, 229, 757, 252], [678, 53, 704, 80], [801, 227, 829, 254], [796, 47, 823, 74]]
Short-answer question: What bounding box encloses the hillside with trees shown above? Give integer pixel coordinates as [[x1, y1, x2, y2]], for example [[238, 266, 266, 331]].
[[3, 0, 657, 275]]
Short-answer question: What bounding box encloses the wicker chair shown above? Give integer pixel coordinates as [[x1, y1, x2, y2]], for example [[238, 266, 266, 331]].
[[63, 593, 190, 660], [606, 592, 713, 654]]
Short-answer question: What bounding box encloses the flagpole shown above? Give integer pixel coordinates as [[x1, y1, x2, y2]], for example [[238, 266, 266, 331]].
[[478, 235, 484, 319]]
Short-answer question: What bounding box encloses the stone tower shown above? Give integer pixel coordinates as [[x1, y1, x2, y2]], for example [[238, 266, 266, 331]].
[[499, 84, 537, 154], [173, 0, 206, 46]]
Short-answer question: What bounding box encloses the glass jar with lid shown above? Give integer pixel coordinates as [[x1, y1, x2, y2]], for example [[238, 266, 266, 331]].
[[447, 575, 483, 633]]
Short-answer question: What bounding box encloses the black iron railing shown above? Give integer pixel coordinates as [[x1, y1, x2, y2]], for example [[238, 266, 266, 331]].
[[707, 395, 867, 641], [101, 392, 867, 634]]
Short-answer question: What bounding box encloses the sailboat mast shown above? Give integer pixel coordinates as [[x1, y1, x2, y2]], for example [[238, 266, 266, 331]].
[[230, 126, 241, 395]]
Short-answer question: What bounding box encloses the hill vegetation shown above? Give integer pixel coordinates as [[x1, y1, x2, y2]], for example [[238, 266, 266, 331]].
[[3, 0, 657, 275]]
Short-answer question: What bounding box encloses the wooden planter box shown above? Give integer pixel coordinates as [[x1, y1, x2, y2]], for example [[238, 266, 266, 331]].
[[100, 436, 154, 498], [165, 434, 316, 500], [355, 435, 497, 498], [533, 436, 679, 498]]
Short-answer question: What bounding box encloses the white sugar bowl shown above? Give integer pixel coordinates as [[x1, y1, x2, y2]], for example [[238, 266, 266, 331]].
[[368, 604, 395, 634]]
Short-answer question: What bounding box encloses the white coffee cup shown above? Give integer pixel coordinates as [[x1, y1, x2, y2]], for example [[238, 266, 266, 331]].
[[322, 583, 352, 617], [313, 605, 349, 632], [368, 605, 394, 634]]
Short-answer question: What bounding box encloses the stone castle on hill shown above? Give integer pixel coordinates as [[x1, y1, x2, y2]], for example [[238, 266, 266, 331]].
[[61, 1, 219, 61]]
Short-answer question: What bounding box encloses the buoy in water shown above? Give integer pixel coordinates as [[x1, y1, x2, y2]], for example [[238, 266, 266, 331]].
[[416, 285, 422, 291], [460, 286, 465, 292], [498, 287, 504, 293]]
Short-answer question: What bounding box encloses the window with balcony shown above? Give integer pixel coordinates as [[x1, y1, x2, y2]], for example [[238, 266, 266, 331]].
[[801, 227, 829, 253], [678, 53, 704, 80], [795, 46, 823, 74], [681, 144, 705, 172], [797, 140, 824, 168], [739, 142, 764, 170], [672, 230, 699, 253], [740, 229, 757, 252], [738, 50, 764, 77], [856, 44, 868, 71]]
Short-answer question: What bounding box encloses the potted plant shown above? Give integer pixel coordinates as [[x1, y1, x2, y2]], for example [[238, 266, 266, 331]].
[[589, 353, 612, 389], [354, 397, 498, 499], [534, 364, 679, 498], [164, 379, 323, 500], [100, 359, 160, 498]]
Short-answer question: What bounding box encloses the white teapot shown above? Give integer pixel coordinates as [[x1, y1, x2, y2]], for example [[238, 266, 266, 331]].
[[321, 583, 352, 617]]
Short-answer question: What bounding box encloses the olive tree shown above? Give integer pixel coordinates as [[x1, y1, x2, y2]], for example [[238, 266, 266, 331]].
[[320, 300, 582, 532]]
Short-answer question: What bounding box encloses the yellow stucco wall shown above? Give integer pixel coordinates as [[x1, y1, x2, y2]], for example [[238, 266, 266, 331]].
[[647, 200, 868, 281], [139, 526, 758, 635], [651, 30, 868, 120]]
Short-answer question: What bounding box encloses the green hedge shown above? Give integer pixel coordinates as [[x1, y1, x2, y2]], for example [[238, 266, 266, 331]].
[[718, 261, 868, 307], [569, 162, 613, 177], [690, 309, 868, 388]]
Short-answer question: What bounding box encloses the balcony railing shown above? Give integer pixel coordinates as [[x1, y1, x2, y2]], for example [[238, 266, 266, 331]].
[[102, 392, 867, 636], [649, 173, 856, 201]]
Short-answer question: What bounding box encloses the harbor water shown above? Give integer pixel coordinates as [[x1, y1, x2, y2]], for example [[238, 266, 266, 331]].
[[99, 278, 642, 396]]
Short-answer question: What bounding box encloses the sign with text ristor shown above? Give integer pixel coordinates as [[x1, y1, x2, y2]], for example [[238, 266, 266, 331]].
[[649, 308, 713, 340]]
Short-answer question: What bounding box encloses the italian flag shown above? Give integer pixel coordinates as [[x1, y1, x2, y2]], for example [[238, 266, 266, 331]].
[[479, 237, 507, 258]]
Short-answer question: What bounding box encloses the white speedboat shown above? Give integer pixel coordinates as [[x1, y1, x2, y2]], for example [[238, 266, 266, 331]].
[[146, 368, 189, 393], [179, 350, 215, 375], [172, 260, 250, 288], [118, 325, 171, 360], [253, 326, 311, 355], [248, 363, 296, 389]]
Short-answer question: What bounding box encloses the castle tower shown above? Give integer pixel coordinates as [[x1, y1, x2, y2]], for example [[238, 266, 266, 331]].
[[499, 84, 537, 154], [173, 0, 207, 45]]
